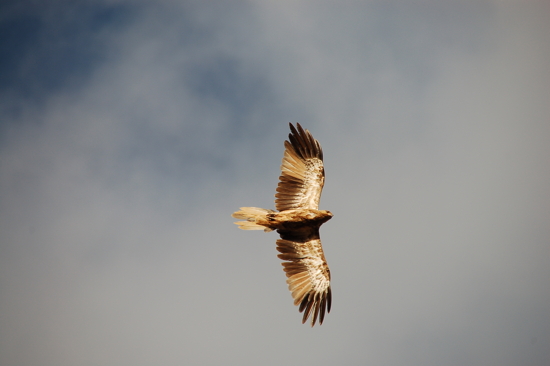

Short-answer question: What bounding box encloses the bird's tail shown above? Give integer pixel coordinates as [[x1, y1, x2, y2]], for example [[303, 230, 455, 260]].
[[232, 207, 275, 232]]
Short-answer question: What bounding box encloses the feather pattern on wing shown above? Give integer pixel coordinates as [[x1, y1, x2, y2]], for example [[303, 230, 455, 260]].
[[276, 238, 332, 326], [232, 123, 332, 327], [275, 123, 325, 211]]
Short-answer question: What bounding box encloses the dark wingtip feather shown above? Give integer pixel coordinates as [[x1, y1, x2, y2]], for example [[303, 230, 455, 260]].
[[299, 124, 314, 157], [327, 287, 332, 313], [311, 295, 320, 326], [319, 296, 327, 325], [302, 300, 314, 325], [296, 291, 331, 327], [295, 123, 313, 158], [299, 295, 309, 313], [287, 122, 323, 161]]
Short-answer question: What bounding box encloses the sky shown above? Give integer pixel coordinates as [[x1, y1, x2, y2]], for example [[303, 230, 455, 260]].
[[1, 1, 549, 365]]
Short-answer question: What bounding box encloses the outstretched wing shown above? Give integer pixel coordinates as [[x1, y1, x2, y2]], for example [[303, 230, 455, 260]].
[[275, 123, 325, 211], [276, 238, 332, 326]]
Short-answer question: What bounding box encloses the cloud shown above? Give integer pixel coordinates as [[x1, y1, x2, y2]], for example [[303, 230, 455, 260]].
[[1, 1, 549, 365]]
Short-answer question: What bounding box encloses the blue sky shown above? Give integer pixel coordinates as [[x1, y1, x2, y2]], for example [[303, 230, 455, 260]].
[[1, 1, 549, 365]]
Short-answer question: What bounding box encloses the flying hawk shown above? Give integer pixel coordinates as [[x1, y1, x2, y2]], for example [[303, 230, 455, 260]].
[[232, 123, 332, 326]]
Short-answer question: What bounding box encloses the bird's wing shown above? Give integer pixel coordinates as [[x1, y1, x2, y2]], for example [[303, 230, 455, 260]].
[[275, 123, 325, 211], [276, 238, 331, 326]]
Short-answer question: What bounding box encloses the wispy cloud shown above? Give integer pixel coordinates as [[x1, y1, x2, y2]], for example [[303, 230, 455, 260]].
[[1, 2, 549, 365]]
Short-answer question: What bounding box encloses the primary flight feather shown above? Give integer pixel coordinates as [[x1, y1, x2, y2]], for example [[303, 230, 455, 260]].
[[232, 123, 332, 326]]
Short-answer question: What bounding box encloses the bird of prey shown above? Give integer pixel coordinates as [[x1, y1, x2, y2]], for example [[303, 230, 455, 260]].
[[232, 123, 333, 326]]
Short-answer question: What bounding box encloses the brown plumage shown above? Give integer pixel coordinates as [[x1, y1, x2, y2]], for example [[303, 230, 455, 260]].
[[232, 123, 332, 326]]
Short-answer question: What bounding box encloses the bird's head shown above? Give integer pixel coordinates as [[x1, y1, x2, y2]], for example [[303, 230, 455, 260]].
[[319, 210, 333, 223]]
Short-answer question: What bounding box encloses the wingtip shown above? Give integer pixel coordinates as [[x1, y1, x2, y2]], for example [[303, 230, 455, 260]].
[[288, 122, 298, 138]]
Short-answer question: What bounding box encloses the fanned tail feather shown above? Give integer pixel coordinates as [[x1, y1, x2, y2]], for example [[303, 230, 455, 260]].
[[232, 207, 275, 232]]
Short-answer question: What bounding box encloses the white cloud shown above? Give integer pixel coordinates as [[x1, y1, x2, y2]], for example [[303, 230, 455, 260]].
[[1, 2, 548, 365]]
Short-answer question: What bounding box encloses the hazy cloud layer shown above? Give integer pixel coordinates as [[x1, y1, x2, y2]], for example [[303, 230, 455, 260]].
[[1, 2, 549, 365]]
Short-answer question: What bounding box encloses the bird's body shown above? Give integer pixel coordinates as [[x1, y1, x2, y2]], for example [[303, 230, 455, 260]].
[[233, 208, 332, 237], [232, 123, 332, 326]]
